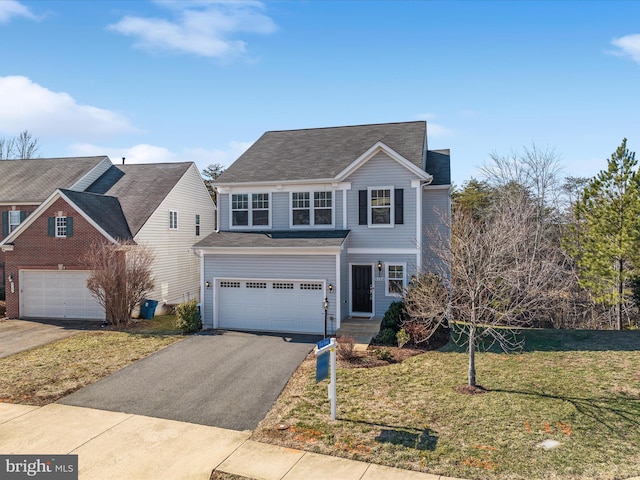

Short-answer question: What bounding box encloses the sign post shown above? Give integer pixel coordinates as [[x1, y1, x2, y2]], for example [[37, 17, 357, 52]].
[[314, 337, 337, 420]]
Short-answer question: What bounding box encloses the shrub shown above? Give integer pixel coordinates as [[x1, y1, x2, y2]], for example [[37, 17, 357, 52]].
[[175, 299, 201, 333], [381, 301, 407, 332], [396, 328, 410, 348], [374, 347, 392, 361], [336, 336, 358, 362], [374, 328, 397, 345]]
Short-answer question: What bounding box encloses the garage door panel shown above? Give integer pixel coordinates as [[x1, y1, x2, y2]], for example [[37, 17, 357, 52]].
[[217, 279, 323, 334], [21, 270, 105, 320]]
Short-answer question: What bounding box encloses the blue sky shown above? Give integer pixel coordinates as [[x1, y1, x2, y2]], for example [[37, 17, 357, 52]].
[[1, 0, 639, 185]]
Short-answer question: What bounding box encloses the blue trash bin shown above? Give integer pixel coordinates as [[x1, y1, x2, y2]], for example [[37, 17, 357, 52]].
[[140, 300, 158, 319]]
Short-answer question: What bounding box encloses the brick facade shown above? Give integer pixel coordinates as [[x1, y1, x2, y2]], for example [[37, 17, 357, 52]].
[[4, 197, 110, 318], [0, 205, 38, 290]]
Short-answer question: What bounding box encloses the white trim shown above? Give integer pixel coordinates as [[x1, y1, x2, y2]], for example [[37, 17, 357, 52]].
[[195, 246, 342, 256], [347, 247, 418, 254], [169, 210, 178, 230], [335, 253, 341, 330], [422, 184, 451, 190], [0, 190, 121, 246], [385, 262, 407, 297], [288, 190, 335, 229], [200, 250, 205, 327], [0, 202, 40, 207], [335, 141, 432, 182], [217, 181, 351, 193], [229, 192, 272, 230], [348, 263, 374, 316], [367, 186, 394, 228], [342, 189, 347, 230], [415, 180, 422, 270]]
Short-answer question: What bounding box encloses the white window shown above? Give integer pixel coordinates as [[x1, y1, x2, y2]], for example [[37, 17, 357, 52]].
[[231, 193, 270, 227], [291, 191, 333, 227], [55, 216, 67, 238], [195, 214, 201, 236], [370, 188, 392, 226], [169, 211, 178, 230], [386, 264, 405, 296], [8, 211, 21, 233]]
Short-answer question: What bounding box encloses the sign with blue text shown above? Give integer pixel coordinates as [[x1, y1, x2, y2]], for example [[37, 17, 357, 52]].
[[316, 338, 330, 383]]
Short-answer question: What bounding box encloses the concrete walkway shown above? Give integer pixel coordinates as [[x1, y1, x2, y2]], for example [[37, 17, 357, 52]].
[[336, 316, 382, 351], [0, 403, 461, 480]]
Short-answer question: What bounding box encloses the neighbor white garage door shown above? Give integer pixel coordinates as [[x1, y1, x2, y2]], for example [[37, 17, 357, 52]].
[[217, 279, 324, 334], [20, 270, 105, 320]]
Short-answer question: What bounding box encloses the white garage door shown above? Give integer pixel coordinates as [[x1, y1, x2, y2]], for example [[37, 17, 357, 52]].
[[20, 270, 105, 320], [217, 279, 324, 334]]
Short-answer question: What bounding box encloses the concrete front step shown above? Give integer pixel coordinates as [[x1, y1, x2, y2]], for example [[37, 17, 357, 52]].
[[337, 317, 382, 351]]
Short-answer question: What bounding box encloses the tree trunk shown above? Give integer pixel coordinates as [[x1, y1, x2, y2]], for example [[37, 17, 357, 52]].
[[617, 258, 623, 331], [468, 323, 476, 387]]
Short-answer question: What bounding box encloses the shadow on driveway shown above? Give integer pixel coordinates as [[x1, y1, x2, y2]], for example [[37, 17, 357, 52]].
[[59, 330, 320, 431]]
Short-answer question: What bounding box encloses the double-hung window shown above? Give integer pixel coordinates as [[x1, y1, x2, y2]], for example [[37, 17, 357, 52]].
[[195, 214, 201, 236], [231, 193, 270, 227], [291, 191, 333, 227], [370, 188, 392, 225], [55, 216, 68, 238], [169, 211, 178, 230], [386, 264, 405, 296], [8, 211, 21, 233]]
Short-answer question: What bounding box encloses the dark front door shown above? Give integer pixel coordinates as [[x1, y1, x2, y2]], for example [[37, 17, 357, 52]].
[[352, 265, 372, 313]]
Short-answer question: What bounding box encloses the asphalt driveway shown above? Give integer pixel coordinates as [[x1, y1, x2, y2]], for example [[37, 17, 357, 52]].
[[59, 330, 319, 431]]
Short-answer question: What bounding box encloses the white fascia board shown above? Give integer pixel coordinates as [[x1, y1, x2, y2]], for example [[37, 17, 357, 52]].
[[217, 181, 351, 195], [347, 247, 418, 255], [0, 202, 41, 207], [423, 184, 452, 190], [194, 246, 342, 256], [335, 141, 432, 182]]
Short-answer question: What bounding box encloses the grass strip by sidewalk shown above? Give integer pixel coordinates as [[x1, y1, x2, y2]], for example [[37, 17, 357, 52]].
[[0, 315, 182, 406], [253, 329, 640, 480]]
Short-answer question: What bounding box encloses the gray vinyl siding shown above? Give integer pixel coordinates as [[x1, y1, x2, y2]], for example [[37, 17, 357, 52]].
[[345, 152, 419, 249], [71, 158, 112, 192], [272, 191, 289, 229], [421, 187, 451, 277], [339, 249, 349, 324], [218, 194, 229, 231], [347, 253, 417, 317], [202, 254, 337, 329]]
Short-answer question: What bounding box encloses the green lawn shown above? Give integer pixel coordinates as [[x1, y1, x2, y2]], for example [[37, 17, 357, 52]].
[[253, 329, 640, 480]]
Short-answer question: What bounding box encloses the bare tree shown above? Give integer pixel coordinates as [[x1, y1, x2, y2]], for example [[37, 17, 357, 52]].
[[0, 130, 40, 159], [84, 242, 155, 327], [406, 188, 572, 388]]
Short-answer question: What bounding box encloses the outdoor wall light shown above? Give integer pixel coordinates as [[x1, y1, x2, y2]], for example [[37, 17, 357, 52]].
[[205, 281, 211, 289], [328, 284, 334, 293], [377, 260, 383, 273], [8, 274, 13, 283]]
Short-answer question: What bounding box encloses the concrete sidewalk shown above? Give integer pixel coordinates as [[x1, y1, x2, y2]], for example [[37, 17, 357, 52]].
[[0, 403, 460, 480]]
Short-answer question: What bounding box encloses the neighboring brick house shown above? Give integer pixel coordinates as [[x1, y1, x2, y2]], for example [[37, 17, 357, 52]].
[[1, 158, 215, 320], [193, 121, 451, 335]]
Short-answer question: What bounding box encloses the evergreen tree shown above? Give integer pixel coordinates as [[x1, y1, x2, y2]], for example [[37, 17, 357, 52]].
[[569, 139, 640, 330]]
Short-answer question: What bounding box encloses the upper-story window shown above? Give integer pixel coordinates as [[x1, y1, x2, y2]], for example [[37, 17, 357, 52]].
[[195, 214, 201, 236], [8, 211, 21, 233], [56, 216, 67, 237], [46, 215, 73, 238], [232, 193, 270, 227], [359, 187, 403, 227], [291, 191, 333, 227], [169, 210, 178, 230], [370, 188, 391, 225]]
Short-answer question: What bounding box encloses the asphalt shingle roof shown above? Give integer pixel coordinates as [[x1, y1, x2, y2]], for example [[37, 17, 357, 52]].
[[216, 121, 428, 184], [194, 230, 350, 249], [87, 163, 192, 235], [0, 156, 108, 203], [60, 189, 133, 241]]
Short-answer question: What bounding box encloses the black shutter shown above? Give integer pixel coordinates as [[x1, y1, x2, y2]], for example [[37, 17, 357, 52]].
[[48, 217, 55, 237], [66, 217, 73, 237], [395, 189, 404, 225], [20, 211, 27, 222], [359, 190, 368, 225], [1, 211, 7, 238]]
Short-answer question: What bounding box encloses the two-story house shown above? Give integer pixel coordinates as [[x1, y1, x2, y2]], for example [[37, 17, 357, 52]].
[[0, 158, 215, 320], [193, 121, 451, 335]]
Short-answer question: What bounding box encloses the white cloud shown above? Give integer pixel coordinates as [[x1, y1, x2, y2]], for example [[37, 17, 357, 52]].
[[108, 0, 276, 58], [414, 113, 453, 138], [68, 141, 252, 171], [610, 34, 640, 64], [0, 76, 138, 138], [0, 0, 38, 24]]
